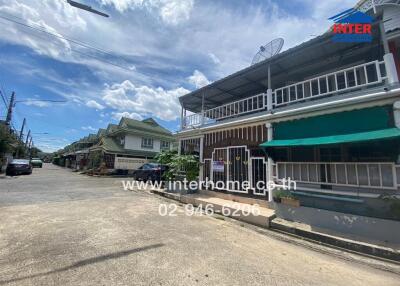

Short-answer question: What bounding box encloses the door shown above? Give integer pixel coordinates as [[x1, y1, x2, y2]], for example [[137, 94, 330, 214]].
[[211, 146, 250, 193], [211, 148, 228, 189], [228, 146, 249, 193]]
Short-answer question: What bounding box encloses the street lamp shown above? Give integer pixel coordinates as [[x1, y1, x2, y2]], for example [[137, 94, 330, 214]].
[[67, 0, 109, 17]]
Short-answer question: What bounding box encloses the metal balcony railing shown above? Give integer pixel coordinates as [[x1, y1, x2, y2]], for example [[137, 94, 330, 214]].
[[274, 60, 386, 106], [275, 162, 399, 190], [181, 59, 390, 130]]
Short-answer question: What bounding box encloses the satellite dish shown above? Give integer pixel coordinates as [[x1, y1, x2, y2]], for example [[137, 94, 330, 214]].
[[251, 38, 284, 65]]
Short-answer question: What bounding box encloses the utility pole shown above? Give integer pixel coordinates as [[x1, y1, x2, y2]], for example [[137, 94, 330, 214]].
[[25, 130, 31, 147], [28, 138, 33, 158], [19, 118, 26, 141], [5, 92, 15, 127]]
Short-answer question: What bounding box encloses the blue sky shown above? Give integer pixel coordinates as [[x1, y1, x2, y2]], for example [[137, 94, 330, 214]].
[[0, 0, 354, 152]]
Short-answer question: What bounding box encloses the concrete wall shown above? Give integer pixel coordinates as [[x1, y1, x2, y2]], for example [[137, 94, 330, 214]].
[[275, 204, 400, 246]]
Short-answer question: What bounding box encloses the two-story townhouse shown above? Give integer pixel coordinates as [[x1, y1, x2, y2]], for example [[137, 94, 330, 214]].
[[176, 0, 400, 218], [88, 117, 175, 171]]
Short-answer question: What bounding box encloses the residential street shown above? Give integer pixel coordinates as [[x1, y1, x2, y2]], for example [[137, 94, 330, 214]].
[[0, 164, 399, 286]]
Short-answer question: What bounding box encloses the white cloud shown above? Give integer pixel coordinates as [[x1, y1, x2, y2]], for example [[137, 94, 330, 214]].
[[159, 0, 194, 25], [98, 0, 194, 25], [102, 80, 189, 121], [208, 53, 220, 65], [81, 126, 97, 131], [111, 111, 143, 121], [187, 70, 210, 88], [86, 100, 105, 110]]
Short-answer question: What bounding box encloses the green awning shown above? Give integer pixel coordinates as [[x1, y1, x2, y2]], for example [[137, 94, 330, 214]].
[[273, 106, 391, 140], [260, 128, 400, 148]]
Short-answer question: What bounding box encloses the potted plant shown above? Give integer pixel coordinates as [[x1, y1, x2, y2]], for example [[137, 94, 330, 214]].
[[273, 189, 300, 207]]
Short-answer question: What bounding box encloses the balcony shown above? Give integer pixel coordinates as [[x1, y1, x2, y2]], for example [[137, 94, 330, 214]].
[[181, 58, 395, 130]]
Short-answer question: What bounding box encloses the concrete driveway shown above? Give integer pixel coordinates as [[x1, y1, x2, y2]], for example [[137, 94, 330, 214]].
[[0, 164, 398, 285]]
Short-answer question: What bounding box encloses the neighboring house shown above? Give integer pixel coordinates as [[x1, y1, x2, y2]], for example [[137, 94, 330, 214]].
[[62, 133, 100, 169], [88, 117, 175, 171], [177, 1, 400, 219]]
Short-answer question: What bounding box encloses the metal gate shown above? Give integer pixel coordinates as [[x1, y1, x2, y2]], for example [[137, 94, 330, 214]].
[[211, 146, 248, 192], [250, 157, 268, 196]]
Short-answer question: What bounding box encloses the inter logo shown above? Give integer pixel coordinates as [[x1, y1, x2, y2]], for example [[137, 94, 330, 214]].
[[329, 8, 373, 43]]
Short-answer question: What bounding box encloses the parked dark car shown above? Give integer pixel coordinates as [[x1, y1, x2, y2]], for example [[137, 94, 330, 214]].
[[6, 159, 33, 176], [132, 163, 168, 182], [30, 158, 43, 168]]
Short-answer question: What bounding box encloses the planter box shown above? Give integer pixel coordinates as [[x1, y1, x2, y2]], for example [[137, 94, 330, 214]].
[[281, 197, 300, 207]]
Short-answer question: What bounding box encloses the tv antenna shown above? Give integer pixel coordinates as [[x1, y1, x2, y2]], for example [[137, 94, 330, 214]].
[[251, 38, 284, 90], [251, 38, 284, 65]]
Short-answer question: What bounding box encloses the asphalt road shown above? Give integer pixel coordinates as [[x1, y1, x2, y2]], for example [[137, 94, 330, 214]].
[[0, 164, 399, 285]]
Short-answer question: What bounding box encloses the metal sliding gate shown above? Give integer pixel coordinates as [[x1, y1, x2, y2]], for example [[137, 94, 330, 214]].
[[203, 146, 268, 196]]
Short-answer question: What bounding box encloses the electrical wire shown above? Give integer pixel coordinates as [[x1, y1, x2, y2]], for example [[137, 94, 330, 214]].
[[0, 89, 8, 108], [0, 12, 133, 72], [0, 12, 116, 59], [0, 77, 9, 104]]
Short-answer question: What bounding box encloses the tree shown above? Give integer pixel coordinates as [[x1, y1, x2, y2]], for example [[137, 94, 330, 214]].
[[155, 150, 199, 181], [0, 124, 16, 155]]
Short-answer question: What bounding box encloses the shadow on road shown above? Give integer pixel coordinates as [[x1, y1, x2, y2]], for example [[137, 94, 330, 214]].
[[0, 243, 164, 285]]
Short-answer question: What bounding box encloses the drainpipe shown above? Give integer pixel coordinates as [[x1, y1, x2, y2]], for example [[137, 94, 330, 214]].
[[266, 122, 274, 202]]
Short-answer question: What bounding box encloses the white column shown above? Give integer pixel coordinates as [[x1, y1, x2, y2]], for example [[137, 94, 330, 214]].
[[384, 53, 399, 84], [394, 101, 400, 128], [266, 89, 273, 111], [266, 122, 274, 202], [180, 106, 184, 130], [199, 136, 204, 189]]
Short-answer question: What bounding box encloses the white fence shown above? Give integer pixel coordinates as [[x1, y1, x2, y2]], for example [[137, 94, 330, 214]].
[[182, 59, 388, 129], [274, 60, 386, 106], [204, 93, 265, 121], [276, 162, 399, 190], [114, 157, 148, 170]]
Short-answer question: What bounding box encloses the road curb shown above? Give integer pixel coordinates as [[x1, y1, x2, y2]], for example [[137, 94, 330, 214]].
[[270, 218, 400, 263], [150, 189, 400, 264]]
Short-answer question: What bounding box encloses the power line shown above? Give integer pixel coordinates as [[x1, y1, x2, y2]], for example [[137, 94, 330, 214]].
[[0, 89, 7, 107], [0, 13, 133, 72], [0, 12, 116, 58]]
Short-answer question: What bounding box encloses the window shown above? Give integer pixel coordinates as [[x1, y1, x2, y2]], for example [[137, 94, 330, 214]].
[[141, 138, 153, 149], [160, 141, 170, 150]]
